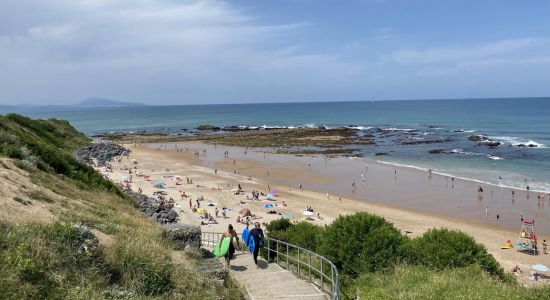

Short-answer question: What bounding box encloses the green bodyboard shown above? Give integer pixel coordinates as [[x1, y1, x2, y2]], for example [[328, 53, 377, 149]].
[[213, 236, 231, 257]]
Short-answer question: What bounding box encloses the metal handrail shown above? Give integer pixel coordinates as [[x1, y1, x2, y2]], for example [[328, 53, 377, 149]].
[[201, 231, 340, 300]]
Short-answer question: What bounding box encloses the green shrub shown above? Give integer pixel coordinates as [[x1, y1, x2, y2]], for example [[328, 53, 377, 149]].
[[357, 264, 550, 300], [266, 218, 293, 241], [285, 221, 323, 251], [317, 212, 405, 278], [406, 228, 505, 279]]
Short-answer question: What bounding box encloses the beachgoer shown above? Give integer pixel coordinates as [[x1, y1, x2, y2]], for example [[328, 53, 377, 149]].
[[215, 207, 219, 218], [496, 214, 500, 222], [248, 222, 264, 269], [222, 224, 240, 268], [543, 240, 548, 254]]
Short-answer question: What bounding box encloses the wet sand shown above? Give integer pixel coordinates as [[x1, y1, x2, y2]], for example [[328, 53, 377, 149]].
[[105, 142, 550, 286], [158, 141, 550, 235]]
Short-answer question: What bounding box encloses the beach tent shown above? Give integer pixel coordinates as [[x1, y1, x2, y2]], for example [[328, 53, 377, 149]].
[[240, 208, 251, 216], [154, 181, 166, 188], [531, 264, 550, 273], [196, 208, 207, 214], [266, 193, 275, 199], [263, 203, 274, 209]]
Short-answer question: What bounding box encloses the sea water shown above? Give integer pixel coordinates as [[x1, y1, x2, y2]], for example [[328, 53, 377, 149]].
[[3, 97, 550, 192]]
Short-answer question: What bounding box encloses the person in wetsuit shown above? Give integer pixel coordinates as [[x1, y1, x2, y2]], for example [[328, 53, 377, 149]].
[[248, 222, 264, 269]]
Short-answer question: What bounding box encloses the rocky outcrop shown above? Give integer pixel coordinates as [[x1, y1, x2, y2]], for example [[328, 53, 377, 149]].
[[468, 135, 489, 142], [75, 142, 129, 166], [485, 141, 502, 147], [124, 191, 179, 224], [401, 139, 451, 145], [163, 223, 201, 250], [196, 124, 221, 131], [73, 224, 100, 257]]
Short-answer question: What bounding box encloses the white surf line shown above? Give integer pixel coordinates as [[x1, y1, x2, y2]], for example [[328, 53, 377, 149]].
[[376, 159, 550, 193]]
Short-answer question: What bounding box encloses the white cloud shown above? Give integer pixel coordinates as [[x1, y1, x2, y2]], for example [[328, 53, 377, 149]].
[[392, 37, 549, 65], [0, 0, 357, 104]]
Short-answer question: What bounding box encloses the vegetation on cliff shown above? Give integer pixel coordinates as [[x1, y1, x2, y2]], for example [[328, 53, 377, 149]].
[[0, 114, 241, 299]]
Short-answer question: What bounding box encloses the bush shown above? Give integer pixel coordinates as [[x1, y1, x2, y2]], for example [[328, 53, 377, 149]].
[[266, 218, 292, 241], [317, 212, 406, 278], [285, 221, 323, 251], [357, 264, 550, 300], [406, 228, 505, 279]]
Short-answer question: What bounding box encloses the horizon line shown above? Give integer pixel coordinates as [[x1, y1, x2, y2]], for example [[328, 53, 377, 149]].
[[2, 95, 550, 108]]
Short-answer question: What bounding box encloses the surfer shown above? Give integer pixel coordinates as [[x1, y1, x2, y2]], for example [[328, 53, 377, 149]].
[[248, 222, 265, 269], [223, 224, 240, 268]]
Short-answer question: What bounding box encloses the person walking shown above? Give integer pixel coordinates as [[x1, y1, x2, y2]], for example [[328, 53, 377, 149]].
[[222, 224, 240, 268], [247, 222, 265, 269]]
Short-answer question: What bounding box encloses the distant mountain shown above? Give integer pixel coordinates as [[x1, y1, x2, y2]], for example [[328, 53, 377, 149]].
[[74, 98, 146, 108]]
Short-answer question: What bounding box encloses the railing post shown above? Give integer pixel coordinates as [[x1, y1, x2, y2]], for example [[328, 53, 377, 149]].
[[331, 266, 334, 296], [286, 244, 289, 269], [297, 248, 300, 277], [308, 253, 312, 281], [267, 238, 271, 263], [320, 259, 324, 292], [276, 241, 279, 265]]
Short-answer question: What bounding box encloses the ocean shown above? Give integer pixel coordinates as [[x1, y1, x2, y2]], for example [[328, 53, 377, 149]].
[[2, 97, 550, 192]]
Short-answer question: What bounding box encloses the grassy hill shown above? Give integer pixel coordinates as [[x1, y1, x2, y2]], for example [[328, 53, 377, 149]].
[[0, 114, 241, 299]]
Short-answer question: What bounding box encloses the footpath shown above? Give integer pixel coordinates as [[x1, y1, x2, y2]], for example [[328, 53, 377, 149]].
[[221, 250, 328, 300]]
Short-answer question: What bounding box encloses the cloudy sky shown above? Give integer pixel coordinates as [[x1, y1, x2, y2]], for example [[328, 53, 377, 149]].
[[1, 0, 550, 105]]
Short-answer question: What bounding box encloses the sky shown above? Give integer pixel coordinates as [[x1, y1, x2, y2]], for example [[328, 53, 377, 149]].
[[1, 0, 550, 105]]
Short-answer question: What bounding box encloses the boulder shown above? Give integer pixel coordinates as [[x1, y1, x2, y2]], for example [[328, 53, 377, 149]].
[[468, 135, 488, 142], [163, 223, 202, 250], [485, 141, 502, 147]]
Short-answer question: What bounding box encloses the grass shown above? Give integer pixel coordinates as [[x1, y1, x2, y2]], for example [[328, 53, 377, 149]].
[[13, 197, 32, 205], [2, 169, 242, 299], [356, 264, 550, 300], [28, 191, 54, 203], [0, 115, 244, 299]]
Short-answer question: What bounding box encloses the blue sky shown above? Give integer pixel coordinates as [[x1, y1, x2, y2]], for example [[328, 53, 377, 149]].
[[1, 0, 549, 105]]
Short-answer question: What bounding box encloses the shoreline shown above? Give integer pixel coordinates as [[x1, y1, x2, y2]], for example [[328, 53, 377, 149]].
[[102, 142, 550, 286], [146, 141, 550, 235]]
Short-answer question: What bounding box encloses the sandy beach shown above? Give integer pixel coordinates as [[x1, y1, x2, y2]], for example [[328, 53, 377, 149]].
[[101, 142, 550, 286]]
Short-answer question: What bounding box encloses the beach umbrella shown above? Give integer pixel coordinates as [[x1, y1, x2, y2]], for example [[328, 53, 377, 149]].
[[267, 193, 274, 199], [531, 264, 550, 272], [270, 189, 278, 194], [263, 203, 274, 209], [302, 210, 314, 216], [197, 208, 207, 214], [282, 213, 294, 219]]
